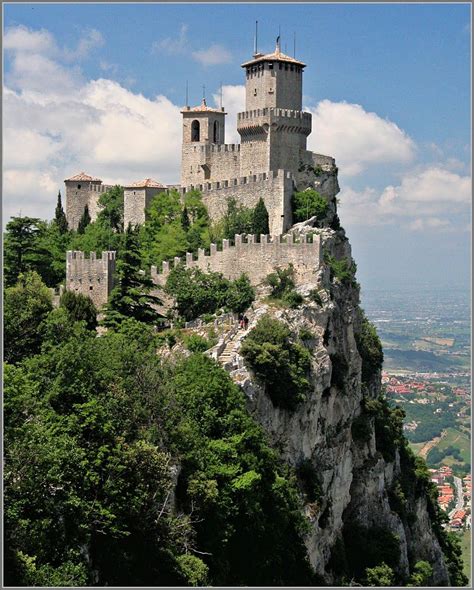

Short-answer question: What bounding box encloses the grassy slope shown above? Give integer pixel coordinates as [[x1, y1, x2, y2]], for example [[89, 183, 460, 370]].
[[460, 529, 471, 583]]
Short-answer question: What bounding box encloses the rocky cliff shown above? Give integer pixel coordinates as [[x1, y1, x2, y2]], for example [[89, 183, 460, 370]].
[[202, 194, 458, 585]]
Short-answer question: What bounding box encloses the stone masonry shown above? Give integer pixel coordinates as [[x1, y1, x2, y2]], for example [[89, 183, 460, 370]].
[[64, 40, 339, 306], [150, 233, 321, 288], [66, 251, 116, 308]]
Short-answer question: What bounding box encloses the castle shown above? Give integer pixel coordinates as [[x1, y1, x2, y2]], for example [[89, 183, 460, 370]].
[[65, 40, 339, 307]]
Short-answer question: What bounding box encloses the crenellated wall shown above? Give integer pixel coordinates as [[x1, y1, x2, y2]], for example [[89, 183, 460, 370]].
[[66, 250, 116, 308], [150, 232, 321, 288], [183, 169, 295, 235], [181, 142, 241, 186]]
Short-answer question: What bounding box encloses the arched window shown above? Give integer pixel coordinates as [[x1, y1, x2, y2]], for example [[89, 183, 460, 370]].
[[213, 120, 219, 143], [191, 120, 200, 142]]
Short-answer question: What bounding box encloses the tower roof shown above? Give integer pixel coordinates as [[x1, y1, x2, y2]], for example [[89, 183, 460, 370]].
[[181, 98, 226, 114], [241, 41, 306, 68], [125, 178, 166, 189], [65, 171, 102, 182]]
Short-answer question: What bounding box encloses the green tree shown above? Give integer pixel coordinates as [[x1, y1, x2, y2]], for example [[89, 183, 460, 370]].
[[165, 265, 229, 321], [252, 198, 270, 235], [226, 274, 255, 313], [4, 271, 53, 363], [97, 185, 124, 233], [181, 205, 190, 231], [291, 189, 328, 223], [59, 290, 97, 331], [54, 191, 68, 234], [240, 315, 311, 410], [4, 216, 49, 286], [355, 312, 384, 384], [409, 560, 433, 586], [103, 224, 162, 328], [222, 197, 254, 239], [77, 205, 91, 234], [365, 563, 395, 586]]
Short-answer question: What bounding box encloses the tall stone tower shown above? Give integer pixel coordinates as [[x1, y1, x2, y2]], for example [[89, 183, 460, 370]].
[[237, 40, 311, 178], [180, 99, 227, 186]]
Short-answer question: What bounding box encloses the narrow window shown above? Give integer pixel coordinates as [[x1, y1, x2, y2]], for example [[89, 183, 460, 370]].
[[213, 120, 219, 143], [191, 120, 200, 142], [268, 62, 273, 70], [77, 184, 81, 189], [254, 88, 257, 96]]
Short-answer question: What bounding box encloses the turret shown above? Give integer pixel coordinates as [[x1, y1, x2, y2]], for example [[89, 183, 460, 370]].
[[181, 99, 227, 186]]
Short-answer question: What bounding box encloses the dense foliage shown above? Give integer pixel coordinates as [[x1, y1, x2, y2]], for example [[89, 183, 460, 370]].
[[4, 312, 316, 586], [211, 197, 270, 241], [103, 224, 163, 328], [355, 313, 384, 384], [291, 189, 328, 223], [165, 265, 255, 321], [264, 264, 304, 308], [240, 315, 311, 410]]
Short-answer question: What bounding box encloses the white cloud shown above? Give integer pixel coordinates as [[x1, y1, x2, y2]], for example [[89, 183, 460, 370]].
[[3, 27, 183, 223], [339, 166, 471, 230], [307, 99, 416, 176], [192, 44, 232, 66], [63, 29, 104, 61], [213, 84, 245, 143], [4, 25, 56, 55], [152, 24, 188, 55]]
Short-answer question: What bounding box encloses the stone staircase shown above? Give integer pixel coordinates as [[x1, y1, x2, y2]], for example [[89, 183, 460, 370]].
[[218, 335, 239, 367]]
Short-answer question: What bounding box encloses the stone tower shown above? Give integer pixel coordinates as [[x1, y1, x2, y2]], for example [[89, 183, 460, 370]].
[[237, 40, 311, 178], [180, 99, 227, 186], [65, 172, 104, 230], [123, 178, 167, 227]]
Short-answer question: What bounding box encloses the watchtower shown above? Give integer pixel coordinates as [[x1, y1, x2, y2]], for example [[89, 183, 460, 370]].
[[181, 99, 227, 186], [64, 172, 103, 230], [237, 40, 311, 178]]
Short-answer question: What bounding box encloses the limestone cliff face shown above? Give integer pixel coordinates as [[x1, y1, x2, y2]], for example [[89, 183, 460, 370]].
[[222, 224, 450, 585]]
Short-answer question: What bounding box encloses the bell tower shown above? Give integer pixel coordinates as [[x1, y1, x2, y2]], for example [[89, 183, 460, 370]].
[[237, 40, 311, 177], [181, 98, 226, 186]]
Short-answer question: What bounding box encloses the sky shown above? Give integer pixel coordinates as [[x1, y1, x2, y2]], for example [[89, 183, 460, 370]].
[[3, 2, 471, 291]]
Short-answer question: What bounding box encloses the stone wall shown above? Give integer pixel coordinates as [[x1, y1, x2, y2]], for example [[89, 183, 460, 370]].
[[181, 143, 241, 186], [244, 61, 303, 111], [151, 232, 321, 288], [124, 186, 167, 227], [65, 181, 113, 230], [183, 169, 294, 235], [66, 250, 116, 308]]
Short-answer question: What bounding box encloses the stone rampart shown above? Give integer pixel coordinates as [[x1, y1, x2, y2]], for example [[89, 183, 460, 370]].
[[179, 169, 294, 235], [150, 232, 321, 288], [66, 250, 116, 308]]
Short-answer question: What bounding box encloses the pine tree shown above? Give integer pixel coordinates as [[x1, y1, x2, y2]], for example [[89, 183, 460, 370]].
[[252, 198, 270, 236], [54, 191, 68, 234], [181, 206, 190, 231], [103, 224, 163, 328], [77, 205, 91, 234]]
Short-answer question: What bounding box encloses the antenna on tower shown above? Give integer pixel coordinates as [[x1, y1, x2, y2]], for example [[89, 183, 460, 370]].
[[219, 81, 223, 109], [185, 80, 189, 107], [254, 20, 258, 55], [293, 32, 296, 57], [202, 84, 206, 101]]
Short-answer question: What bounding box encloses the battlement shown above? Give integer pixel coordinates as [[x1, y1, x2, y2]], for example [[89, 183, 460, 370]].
[[151, 232, 321, 288], [179, 169, 292, 195], [237, 108, 312, 121], [187, 143, 241, 154], [66, 250, 116, 308], [89, 183, 115, 193]]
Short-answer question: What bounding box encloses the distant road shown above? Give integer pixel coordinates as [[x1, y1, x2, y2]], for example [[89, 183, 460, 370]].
[[454, 476, 464, 510]]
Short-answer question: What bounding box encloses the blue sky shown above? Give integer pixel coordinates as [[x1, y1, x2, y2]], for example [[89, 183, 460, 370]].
[[3, 3, 471, 291]]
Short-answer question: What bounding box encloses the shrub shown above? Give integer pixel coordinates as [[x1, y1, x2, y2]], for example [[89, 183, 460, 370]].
[[365, 563, 395, 587], [166, 266, 254, 321], [309, 288, 323, 306], [282, 289, 304, 309], [265, 265, 303, 309], [59, 290, 97, 331], [299, 327, 315, 342], [240, 315, 311, 410], [355, 314, 383, 384], [183, 334, 216, 353], [324, 253, 357, 286], [351, 414, 372, 443], [292, 189, 328, 223], [409, 560, 433, 586]]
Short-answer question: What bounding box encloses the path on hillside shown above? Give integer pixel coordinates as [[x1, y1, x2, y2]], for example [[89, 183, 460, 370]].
[[419, 431, 446, 459]]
